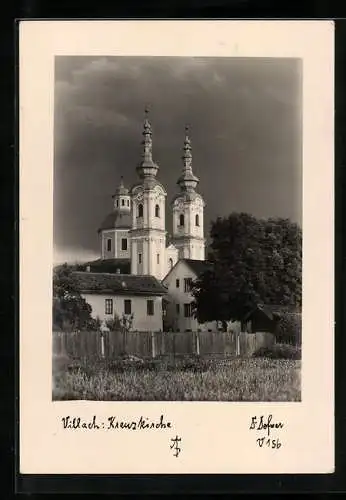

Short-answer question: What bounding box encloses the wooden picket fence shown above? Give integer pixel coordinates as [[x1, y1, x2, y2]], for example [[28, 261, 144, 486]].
[[52, 329, 275, 359]]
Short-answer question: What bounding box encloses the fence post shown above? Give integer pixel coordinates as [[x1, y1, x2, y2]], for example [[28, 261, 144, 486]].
[[236, 332, 240, 357], [161, 331, 165, 357], [195, 331, 200, 356], [151, 331, 156, 358], [62, 332, 67, 356], [122, 328, 126, 354], [100, 332, 105, 358]]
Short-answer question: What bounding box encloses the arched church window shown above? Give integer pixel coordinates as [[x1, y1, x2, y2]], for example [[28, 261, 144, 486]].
[[169, 258, 173, 269], [116, 200, 119, 207], [138, 204, 143, 218], [179, 214, 184, 226], [195, 214, 199, 226], [127, 200, 129, 206], [121, 199, 125, 206], [155, 204, 160, 217]]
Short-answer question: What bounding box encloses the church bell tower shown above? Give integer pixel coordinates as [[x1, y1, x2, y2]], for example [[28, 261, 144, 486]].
[[129, 108, 167, 280], [171, 126, 205, 261]]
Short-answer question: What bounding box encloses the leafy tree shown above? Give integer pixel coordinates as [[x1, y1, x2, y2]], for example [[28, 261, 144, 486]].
[[192, 213, 302, 327], [53, 263, 97, 331]]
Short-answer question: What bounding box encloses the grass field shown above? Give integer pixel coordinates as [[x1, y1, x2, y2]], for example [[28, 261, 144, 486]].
[[53, 355, 301, 402]]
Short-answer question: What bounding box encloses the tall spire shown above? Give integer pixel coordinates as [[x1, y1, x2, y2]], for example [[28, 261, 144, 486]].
[[177, 125, 199, 192], [136, 106, 159, 180]]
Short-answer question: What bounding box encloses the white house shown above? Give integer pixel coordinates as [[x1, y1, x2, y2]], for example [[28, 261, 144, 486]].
[[72, 270, 167, 332], [162, 258, 241, 333]]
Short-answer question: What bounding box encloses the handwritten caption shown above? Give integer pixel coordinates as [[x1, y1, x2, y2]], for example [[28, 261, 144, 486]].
[[61, 414, 181, 457], [61, 414, 172, 431], [249, 414, 284, 449]]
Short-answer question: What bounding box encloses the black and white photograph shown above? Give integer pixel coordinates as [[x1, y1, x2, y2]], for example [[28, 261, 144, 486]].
[[52, 55, 303, 402], [19, 21, 334, 475]]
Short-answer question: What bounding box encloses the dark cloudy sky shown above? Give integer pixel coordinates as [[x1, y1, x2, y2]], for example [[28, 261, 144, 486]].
[[54, 56, 302, 264]]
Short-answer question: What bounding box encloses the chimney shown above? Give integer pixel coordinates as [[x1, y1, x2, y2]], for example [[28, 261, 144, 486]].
[[116, 268, 120, 274], [86, 265, 91, 272]]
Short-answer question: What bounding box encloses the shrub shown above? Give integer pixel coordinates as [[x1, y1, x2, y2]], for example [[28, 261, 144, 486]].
[[275, 312, 302, 346], [176, 355, 211, 373], [64, 354, 214, 375], [252, 343, 301, 360]]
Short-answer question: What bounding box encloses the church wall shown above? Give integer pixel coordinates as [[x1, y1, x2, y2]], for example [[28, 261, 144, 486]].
[[115, 229, 131, 259], [130, 238, 137, 274], [171, 194, 205, 261], [102, 230, 116, 259], [136, 239, 144, 274], [188, 202, 204, 239], [165, 245, 179, 276]]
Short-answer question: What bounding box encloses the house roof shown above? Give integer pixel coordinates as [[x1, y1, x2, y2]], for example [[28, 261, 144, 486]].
[[184, 259, 213, 276], [162, 258, 213, 282], [72, 271, 168, 296], [78, 258, 131, 274], [98, 211, 132, 232], [243, 303, 301, 322]]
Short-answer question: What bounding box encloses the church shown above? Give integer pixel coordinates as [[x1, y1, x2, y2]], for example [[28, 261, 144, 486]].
[[98, 109, 206, 279], [75, 110, 220, 332]]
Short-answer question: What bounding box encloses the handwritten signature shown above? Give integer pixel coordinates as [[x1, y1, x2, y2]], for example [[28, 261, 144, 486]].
[[250, 414, 284, 449], [170, 435, 182, 457]]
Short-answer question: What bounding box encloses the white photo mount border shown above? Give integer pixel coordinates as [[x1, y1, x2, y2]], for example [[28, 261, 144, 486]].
[[19, 20, 334, 475]]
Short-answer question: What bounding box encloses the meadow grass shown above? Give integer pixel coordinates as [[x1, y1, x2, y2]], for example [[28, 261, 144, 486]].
[[53, 356, 301, 402]]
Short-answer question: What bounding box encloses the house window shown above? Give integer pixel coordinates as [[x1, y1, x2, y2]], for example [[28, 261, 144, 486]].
[[157, 253, 160, 264], [124, 299, 132, 315], [179, 214, 184, 226], [105, 299, 113, 315], [184, 303, 192, 318], [176, 303, 180, 315], [107, 238, 112, 252], [121, 199, 125, 206], [138, 204, 143, 218], [195, 214, 200, 226], [155, 204, 160, 217], [176, 279, 180, 288], [147, 299, 154, 316], [121, 238, 128, 251], [184, 278, 193, 292], [169, 258, 173, 269], [138, 253, 142, 264]]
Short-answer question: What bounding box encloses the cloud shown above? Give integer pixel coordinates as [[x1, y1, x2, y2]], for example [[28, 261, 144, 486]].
[[61, 104, 130, 130], [53, 56, 302, 256], [53, 246, 100, 265]]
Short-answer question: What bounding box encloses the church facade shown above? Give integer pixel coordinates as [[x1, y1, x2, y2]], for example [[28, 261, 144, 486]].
[[71, 111, 242, 333], [72, 110, 239, 333], [98, 110, 206, 281]]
